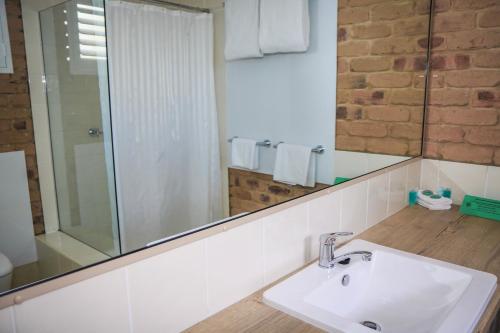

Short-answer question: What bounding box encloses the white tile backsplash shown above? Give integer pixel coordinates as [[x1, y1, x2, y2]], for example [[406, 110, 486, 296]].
[[126, 240, 208, 333], [206, 220, 264, 315], [367, 173, 389, 228], [15, 269, 130, 333], [5, 159, 424, 333], [388, 166, 407, 216], [419, 159, 498, 204], [485, 166, 500, 200], [263, 204, 309, 284], [0, 307, 15, 333], [307, 191, 342, 259], [340, 181, 368, 235]]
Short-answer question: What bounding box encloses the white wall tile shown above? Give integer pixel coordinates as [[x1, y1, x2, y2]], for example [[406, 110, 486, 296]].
[[438, 161, 488, 204], [388, 166, 407, 216], [340, 181, 368, 235], [485, 166, 500, 200], [0, 307, 15, 333], [407, 159, 421, 191], [15, 269, 130, 333], [127, 240, 208, 333], [206, 220, 264, 315], [420, 159, 439, 191], [307, 191, 342, 259], [367, 173, 389, 228], [263, 204, 308, 284]]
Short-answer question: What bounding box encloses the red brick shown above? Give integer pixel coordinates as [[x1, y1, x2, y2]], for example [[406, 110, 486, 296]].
[[338, 58, 349, 73], [453, 0, 499, 10], [347, 121, 387, 137], [337, 90, 351, 104], [366, 106, 411, 122], [446, 30, 500, 50], [367, 72, 413, 88], [478, 9, 500, 27], [372, 37, 416, 55], [338, 74, 367, 89], [338, 27, 348, 42], [474, 50, 500, 68], [336, 135, 366, 151], [495, 149, 500, 166], [417, 36, 446, 50], [339, 7, 370, 25], [441, 143, 493, 164], [445, 70, 500, 88], [439, 108, 498, 125], [465, 128, 500, 146], [426, 124, 465, 142], [425, 107, 442, 124], [366, 138, 408, 155], [0, 130, 32, 144], [394, 17, 429, 36], [428, 89, 469, 106], [415, 73, 445, 89], [472, 89, 500, 108], [372, 2, 414, 21], [350, 57, 392, 72], [338, 41, 370, 57], [409, 140, 423, 156], [416, 0, 451, 14], [349, 0, 392, 6], [423, 141, 441, 158], [351, 90, 389, 105], [433, 12, 475, 33], [352, 23, 391, 39], [390, 124, 423, 139], [391, 89, 425, 106]]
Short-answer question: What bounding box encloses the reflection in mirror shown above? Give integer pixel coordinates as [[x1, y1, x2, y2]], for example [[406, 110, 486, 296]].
[[0, 0, 429, 295]]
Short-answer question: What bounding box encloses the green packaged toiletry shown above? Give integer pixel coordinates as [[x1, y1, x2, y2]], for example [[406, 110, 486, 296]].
[[460, 195, 500, 221], [409, 189, 417, 207], [334, 177, 350, 185]]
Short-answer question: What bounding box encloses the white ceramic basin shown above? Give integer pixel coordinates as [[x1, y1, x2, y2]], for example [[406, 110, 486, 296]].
[[263, 240, 497, 333]]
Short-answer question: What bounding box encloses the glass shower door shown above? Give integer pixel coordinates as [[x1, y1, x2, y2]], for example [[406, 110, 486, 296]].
[[40, 0, 120, 256]]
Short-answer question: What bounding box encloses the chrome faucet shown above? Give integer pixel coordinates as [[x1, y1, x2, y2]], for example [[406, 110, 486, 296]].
[[318, 232, 372, 268]]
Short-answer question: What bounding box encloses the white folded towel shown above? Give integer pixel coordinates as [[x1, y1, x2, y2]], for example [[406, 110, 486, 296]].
[[417, 199, 451, 211], [231, 138, 259, 170], [224, 0, 263, 61], [273, 143, 316, 187], [259, 0, 310, 54]]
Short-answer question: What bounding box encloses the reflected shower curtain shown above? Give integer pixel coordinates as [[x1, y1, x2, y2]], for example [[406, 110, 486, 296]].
[[106, 1, 223, 252]]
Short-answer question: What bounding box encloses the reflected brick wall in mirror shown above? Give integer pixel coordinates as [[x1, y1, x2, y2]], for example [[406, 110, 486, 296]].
[[335, 0, 428, 157], [424, 0, 500, 166], [228, 168, 329, 216], [0, 0, 44, 234]]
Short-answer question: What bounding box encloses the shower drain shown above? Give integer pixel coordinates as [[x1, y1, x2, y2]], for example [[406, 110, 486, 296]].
[[360, 320, 382, 331]]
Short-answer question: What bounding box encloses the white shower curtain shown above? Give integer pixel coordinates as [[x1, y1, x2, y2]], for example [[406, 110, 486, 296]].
[[106, 1, 223, 252]]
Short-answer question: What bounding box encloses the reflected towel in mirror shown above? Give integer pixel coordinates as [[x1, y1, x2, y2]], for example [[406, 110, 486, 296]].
[[273, 143, 316, 187], [259, 0, 310, 54], [224, 0, 263, 60], [231, 138, 259, 170]]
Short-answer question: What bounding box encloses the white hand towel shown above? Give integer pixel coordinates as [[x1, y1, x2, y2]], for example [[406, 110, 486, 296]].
[[224, 0, 263, 61], [231, 138, 259, 170], [259, 0, 310, 54], [417, 199, 451, 211], [273, 143, 316, 187]]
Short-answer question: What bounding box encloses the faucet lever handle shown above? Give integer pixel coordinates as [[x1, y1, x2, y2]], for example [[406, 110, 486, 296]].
[[320, 231, 353, 245]]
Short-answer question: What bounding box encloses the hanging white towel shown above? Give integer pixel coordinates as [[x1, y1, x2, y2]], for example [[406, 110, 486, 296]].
[[259, 0, 310, 54], [224, 0, 263, 61], [273, 143, 316, 187], [231, 138, 259, 170]]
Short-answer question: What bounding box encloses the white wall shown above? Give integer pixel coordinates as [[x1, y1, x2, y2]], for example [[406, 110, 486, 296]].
[[420, 159, 500, 204], [0, 159, 421, 333], [225, 0, 337, 185]]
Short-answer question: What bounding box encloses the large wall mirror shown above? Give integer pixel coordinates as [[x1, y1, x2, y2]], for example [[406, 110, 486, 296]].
[[0, 0, 431, 296]]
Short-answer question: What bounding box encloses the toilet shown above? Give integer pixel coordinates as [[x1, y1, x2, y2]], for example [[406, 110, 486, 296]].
[[0, 252, 13, 292]]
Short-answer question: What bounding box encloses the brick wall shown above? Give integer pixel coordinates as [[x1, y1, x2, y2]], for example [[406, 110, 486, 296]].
[[0, 0, 44, 234], [228, 168, 329, 216], [335, 0, 429, 157], [423, 0, 500, 166]]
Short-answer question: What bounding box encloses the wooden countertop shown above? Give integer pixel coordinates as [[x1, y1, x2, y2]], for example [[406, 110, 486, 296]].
[[186, 206, 500, 333]]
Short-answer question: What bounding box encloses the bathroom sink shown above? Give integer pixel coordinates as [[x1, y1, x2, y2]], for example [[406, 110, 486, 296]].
[[263, 239, 497, 333]]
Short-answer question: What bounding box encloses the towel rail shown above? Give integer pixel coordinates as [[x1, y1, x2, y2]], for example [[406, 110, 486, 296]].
[[228, 136, 272, 148], [273, 142, 325, 154]]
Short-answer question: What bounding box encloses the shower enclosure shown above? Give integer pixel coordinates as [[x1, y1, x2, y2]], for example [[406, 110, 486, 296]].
[[39, 0, 222, 256]]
